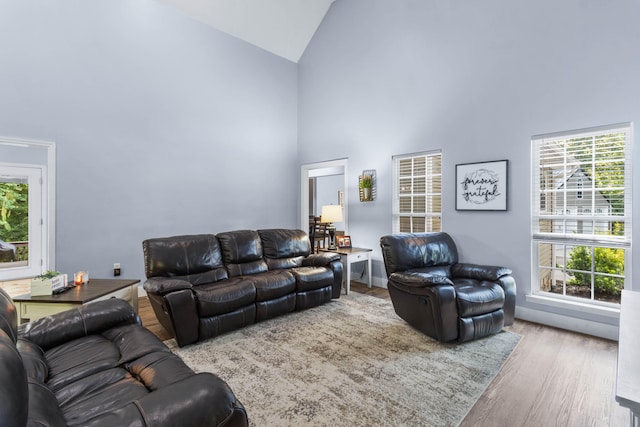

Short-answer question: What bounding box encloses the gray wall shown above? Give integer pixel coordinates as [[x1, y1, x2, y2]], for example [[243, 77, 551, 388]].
[[298, 0, 640, 333], [0, 0, 298, 281]]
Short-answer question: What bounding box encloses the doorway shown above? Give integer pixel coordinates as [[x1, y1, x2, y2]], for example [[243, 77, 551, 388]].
[[300, 159, 348, 237], [0, 137, 55, 280]]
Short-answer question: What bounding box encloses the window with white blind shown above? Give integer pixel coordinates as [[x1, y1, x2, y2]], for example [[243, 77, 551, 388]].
[[532, 123, 632, 306], [392, 151, 442, 233]]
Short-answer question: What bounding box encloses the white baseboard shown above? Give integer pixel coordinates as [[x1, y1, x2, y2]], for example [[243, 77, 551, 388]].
[[516, 305, 619, 341]]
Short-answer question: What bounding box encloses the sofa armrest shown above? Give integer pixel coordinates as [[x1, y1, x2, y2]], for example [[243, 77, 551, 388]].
[[302, 252, 340, 266], [451, 263, 512, 281], [143, 277, 192, 295], [83, 373, 248, 427], [389, 271, 454, 288], [18, 299, 139, 351]]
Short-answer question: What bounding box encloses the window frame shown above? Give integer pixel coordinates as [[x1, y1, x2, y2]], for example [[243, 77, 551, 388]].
[[392, 150, 442, 234], [0, 137, 55, 280], [531, 123, 632, 307]]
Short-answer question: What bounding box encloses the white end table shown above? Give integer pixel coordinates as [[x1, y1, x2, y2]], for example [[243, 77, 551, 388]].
[[321, 247, 372, 295]]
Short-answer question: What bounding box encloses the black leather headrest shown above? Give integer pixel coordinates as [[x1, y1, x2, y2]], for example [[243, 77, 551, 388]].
[[380, 232, 458, 276], [142, 234, 223, 278]]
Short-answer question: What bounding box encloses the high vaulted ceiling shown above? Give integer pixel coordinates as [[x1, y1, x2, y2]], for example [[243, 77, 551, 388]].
[[155, 0, 335, 63]]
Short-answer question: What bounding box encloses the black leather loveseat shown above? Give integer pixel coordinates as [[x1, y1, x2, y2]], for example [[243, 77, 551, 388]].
[[0, 287, 247, 427], [380, 232, 516, 343], [143, 229, 343, 347]]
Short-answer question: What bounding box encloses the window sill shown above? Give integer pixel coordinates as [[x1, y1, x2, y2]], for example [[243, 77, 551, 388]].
[[525, 293, 620, 319]]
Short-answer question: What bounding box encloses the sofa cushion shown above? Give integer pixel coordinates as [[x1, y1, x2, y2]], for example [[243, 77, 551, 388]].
[[453, 279, 505, 317], [380, 232, 459, 275], [171, 268, 229, 287], [102, 323, 172, 365], [389, 271, 454, 288], [259, 229, 311, 257], [39, 332, 153, 426], [19, 299, 141, 352], [291, 266, 334, 292], [248, 270, 296, 301], [143, 234, 226, 280], [45, 335, 121, 392], [57, 368, 149, 426], [124, 350, 195, 391], [264, 256, 306, 270], [194, 278, 257, 317], [217, 230, 268, 276], [259, 229, 313, 270]]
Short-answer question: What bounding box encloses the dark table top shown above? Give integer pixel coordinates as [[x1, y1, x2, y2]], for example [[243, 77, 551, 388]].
[[14, 278, 140, 304]]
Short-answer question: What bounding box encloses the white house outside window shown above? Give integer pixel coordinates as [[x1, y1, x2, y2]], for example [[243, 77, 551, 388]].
[[392, 151, 442, 233], [531, 123, 632, 306]]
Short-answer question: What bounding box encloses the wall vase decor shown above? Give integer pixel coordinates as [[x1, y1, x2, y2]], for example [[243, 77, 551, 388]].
[[455, 160, 508, 211], [359, 170, 376, 202]]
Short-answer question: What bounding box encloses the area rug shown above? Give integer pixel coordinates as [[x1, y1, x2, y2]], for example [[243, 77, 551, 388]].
[[167, 292, 520, 427]]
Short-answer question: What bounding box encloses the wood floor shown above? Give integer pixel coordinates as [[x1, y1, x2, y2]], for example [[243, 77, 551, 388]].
[[118, 283, 632, 426]]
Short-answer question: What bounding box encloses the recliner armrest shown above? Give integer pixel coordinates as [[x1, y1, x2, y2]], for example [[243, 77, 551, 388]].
[[302, 252, 340, 266], [389, 271, 454, 288], [143, 277, 193, 295], [451, 263, 512, 281]]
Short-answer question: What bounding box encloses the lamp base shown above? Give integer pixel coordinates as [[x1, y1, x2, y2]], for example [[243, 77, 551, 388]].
[[328, 226, 337, 250]]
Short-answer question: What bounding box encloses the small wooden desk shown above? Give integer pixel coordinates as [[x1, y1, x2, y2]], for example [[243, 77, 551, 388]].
[[616, 290, 640, 426], [13, 278, 139, 324], [321, 247, 372, 295]]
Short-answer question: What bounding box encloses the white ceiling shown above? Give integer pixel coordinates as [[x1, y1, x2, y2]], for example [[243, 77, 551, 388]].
[[155, 0, 335, 63]]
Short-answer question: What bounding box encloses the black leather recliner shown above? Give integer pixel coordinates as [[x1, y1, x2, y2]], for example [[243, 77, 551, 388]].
[[380, 232, 516, 342]]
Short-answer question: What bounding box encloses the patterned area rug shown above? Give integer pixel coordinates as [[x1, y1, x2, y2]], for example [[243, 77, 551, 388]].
[[167, 292, 520, 427]]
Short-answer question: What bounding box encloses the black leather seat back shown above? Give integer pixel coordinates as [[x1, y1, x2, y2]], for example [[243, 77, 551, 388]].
[[258, 229, 311, 270], [380, 232, 458, 276], [217, 230, 268, 277], [142, 234, 228, 284]]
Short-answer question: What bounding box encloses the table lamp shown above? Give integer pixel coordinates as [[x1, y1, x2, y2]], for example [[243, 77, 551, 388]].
[[320, 204, 344, 250]]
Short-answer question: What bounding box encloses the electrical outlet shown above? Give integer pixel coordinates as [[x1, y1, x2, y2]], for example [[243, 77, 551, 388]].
[[113, 262, 121, 277]]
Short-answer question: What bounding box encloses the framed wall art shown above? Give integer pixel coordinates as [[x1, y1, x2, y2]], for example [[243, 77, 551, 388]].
[[455, 160, 508, 211]]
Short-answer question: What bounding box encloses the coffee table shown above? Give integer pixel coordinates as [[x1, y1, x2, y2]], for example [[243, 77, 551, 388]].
[[13, 278, 139, 325]]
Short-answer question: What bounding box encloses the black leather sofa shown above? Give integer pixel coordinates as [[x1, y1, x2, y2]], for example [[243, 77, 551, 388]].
[[0, 287, 247, 427], [380, 232, 516, 342], [143, 229, 343, 347]]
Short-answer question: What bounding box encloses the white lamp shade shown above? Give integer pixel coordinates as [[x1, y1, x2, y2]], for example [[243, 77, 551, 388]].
[[320, 205, 343, 223]]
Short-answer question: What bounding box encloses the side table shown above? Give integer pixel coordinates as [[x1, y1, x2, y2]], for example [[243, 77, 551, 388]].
[[320, 247, 372, 295], [12, 278, 139, 325]]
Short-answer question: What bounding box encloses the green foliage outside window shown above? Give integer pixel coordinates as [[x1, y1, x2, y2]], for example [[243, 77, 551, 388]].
[[0, 182, 29, 242], [566, 245, 624, 296]]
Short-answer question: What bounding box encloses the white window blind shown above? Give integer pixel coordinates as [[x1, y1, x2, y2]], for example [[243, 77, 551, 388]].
[[392, 151, 442, 233], [531, 123, 632, 305]]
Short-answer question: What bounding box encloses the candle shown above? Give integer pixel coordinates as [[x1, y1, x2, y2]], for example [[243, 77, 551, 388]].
[[74, 272, 84, 285]]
